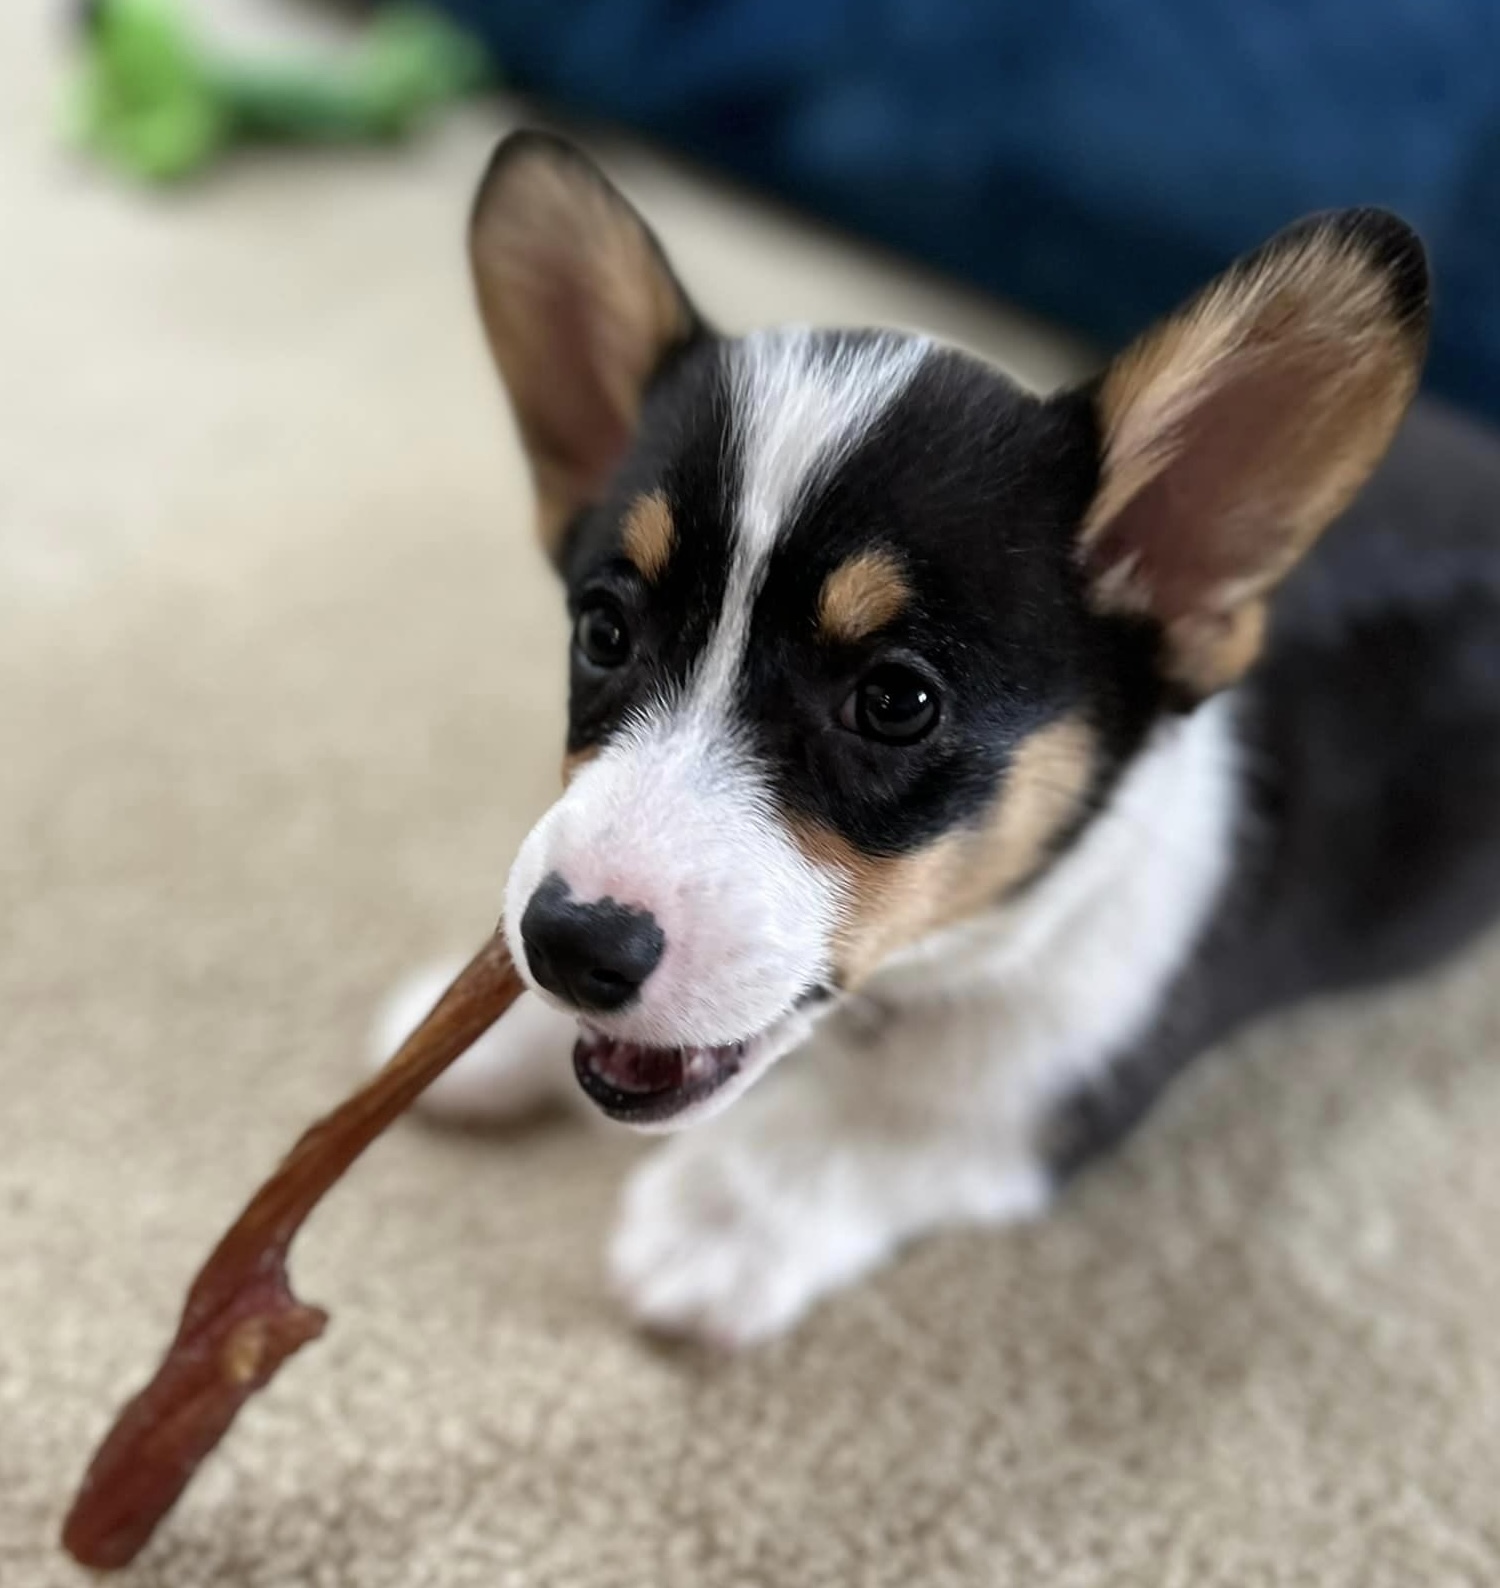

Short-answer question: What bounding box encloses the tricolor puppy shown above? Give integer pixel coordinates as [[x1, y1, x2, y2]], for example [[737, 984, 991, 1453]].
[[381, 131, 1500, 1346]]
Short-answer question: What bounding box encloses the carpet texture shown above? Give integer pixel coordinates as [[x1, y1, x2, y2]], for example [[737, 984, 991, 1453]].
[[4, 6, 1499, 1585]]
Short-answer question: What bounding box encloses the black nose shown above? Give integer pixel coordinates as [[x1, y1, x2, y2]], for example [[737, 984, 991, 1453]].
[[519, 872, 665, 1013]]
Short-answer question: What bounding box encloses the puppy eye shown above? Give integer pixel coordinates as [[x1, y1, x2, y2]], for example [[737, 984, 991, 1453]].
[[574, 596, 632, 669], [841, 664, 941, 744]]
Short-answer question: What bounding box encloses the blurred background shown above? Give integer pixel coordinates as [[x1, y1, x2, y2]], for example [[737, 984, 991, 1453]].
[[4, 4, 1499, 1585], [436, 0, 1500, 419]]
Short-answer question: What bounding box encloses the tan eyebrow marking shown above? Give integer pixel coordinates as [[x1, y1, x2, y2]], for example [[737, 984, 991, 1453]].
[[620, 491, 676, 582], [817, 549, 910, 643]]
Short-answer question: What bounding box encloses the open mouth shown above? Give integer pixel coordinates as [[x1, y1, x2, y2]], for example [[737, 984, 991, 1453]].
[[572, 1031, 748, 1124], [572, 988, 829, 1126]]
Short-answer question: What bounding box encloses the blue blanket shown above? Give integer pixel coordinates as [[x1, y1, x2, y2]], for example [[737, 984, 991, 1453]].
[[435, 0, 1500, 422]]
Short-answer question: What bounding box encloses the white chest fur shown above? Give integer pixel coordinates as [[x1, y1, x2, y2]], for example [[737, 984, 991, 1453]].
[[828, 695, 1241, 1135]]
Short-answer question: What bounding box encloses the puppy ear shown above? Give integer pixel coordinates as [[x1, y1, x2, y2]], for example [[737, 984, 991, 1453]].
[[1079, 209, 1429, 701], [469, 132, 700, 556]]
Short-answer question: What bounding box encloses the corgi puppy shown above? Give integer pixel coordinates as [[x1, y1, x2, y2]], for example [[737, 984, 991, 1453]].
[[379, 131, 1500, 1347]]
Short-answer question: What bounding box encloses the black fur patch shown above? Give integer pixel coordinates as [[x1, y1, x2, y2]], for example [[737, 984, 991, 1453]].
[[1047, 398, 1500, 1178], [558, 333, 737, 755], [556, 336, 1162, 879]]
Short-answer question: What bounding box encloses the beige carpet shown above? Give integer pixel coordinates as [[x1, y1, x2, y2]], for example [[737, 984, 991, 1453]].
[[5, 6, 1500, 1584]]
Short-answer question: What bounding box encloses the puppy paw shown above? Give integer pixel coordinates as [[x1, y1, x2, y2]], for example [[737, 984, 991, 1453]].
[[370, 967, 576, 1124], [607, 1081, 1054, 1346], [607, 1118, 902, 1348]]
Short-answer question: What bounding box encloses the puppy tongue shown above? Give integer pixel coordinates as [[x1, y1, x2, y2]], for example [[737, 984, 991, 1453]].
[[580, 1035, 684, 1095]]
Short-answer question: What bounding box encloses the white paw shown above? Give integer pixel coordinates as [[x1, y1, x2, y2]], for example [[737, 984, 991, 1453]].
[[370, 965, 577, 1124], [607, 1112, 899, 1345], [607, 1140, 868, 1348], [608, 1081, 1053, 1347]]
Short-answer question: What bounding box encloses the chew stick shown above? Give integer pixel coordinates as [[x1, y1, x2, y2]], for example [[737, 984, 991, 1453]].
[[62, 934, 523, 1571]]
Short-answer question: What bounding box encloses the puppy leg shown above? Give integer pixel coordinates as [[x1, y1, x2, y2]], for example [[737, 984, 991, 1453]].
[[608, 1018, 1053, 1347], [370, 966, 579, 1124]]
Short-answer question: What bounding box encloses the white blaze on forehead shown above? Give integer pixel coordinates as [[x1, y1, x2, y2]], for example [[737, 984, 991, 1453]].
[[503, 329, 925, 1061], [690, 328, 931, 713]]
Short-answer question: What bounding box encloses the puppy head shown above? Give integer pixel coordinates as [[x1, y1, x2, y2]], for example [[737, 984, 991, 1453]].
[[470, 131, 1429, 1128]]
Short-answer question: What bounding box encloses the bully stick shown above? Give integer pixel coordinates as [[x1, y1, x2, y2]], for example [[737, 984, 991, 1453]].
[[62, 933, 524, 1571]]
